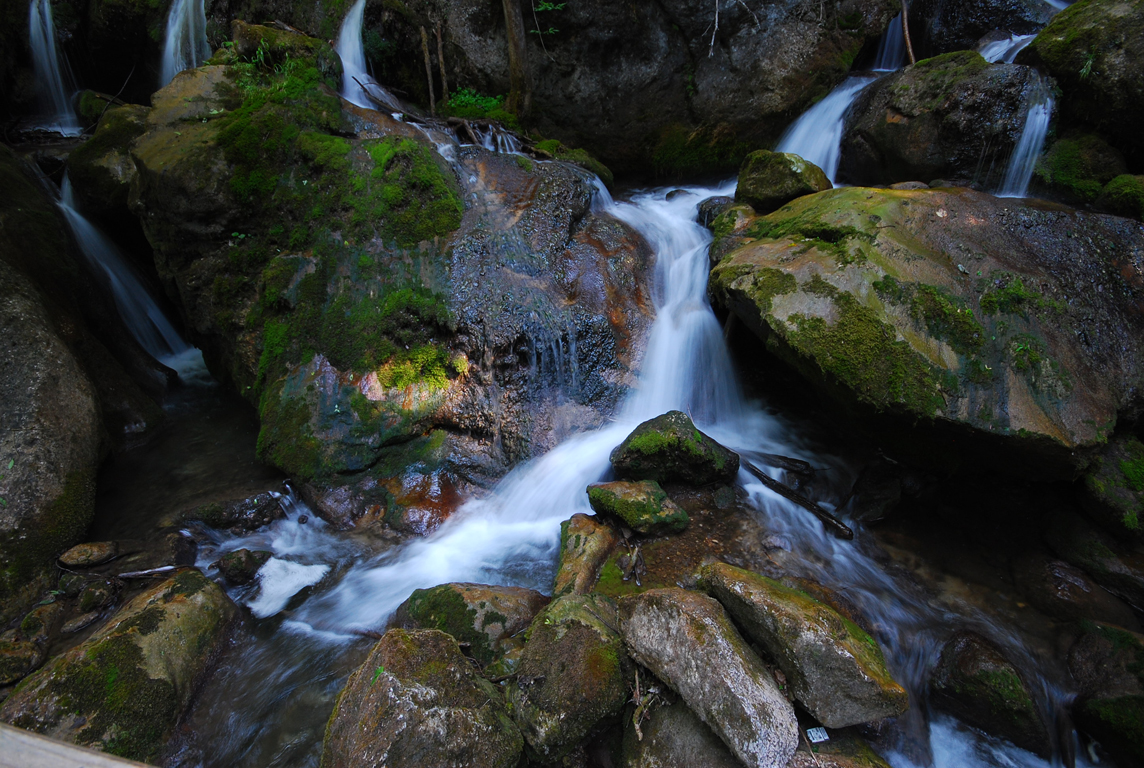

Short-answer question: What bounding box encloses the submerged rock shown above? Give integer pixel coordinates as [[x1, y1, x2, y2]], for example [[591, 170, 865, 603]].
[[553, 513, 620, 597], [322, 628, 522, 768], [509, 594, 630, 761], [620, 695, 743, 768], [699, 563, 908, 728], [611, 411, 739, 486], [215, 548, 272, 586], [1081, 434, 1144, 543], [840, 52, 1043, 187], [1068, 622, 1144, 768], [736, 151, 832, 215], [708, 186, 1144, 477], [587, 480, 690, 535], [0, 569, 236, 763], [929, 631, 1051, 757], [391, 582, 549, 667], [619, 588, 799, 768]]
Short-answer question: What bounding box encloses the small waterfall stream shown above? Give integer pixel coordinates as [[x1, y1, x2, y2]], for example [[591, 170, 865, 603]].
[[998, 73, 1055, 198], [873, 12, 907, 72], [160, 0, 209, 86], [336, 0, 402, 111], [980, 33, 1037, 63], [774, 75, 876, 183], [27, 0, 80, 135]]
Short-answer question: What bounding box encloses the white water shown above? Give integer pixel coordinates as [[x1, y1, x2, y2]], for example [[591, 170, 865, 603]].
[[998, 74, 1054, 198], [775, 75, 876, 184], [159, 0, 209, 87], [28, 0, 80, 135], [335, 0, 402, 111], [59, 176, 191, 361], [980, 33, 1037, 64], [873, 13, 907, 72]]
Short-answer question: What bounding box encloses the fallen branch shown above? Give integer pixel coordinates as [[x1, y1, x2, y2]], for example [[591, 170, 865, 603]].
[[117, 565, 177, 579], [351, 77, 399, 112], [902, 1, 916, 65], [753, 452, 816, 480], [741, 457, 854, 540]]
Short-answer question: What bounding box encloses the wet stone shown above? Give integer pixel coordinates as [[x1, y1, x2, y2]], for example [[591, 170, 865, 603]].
[[553, 513, 620, 598], [1068, 623, 1144, 768], [77, 580, 116, 613], [610, 411, 739, 487], [215, 549, 272, 586], [60, 612, 103, 634], [587, 480, 690, 536], [57, 572, 86, 598], [0, 634, 46, 686], [58, 541, 117, 568], [736, 150, 832, 214], [184, 492, 285, 532]]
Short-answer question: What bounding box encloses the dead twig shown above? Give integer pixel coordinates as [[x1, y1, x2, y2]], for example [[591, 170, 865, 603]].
[[740, 457, 854, 540]]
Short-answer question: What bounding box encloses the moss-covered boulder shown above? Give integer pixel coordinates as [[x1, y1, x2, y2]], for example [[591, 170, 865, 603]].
[[1044, 510, 1144, 611], [610, 411, 739, 486], [620, 695, 743, 768], [67, 104, 149, 219], [699, 563, 908, 728], [929, 631, 1051, 757], [391, 582, 549, 667], [215, 548, 272, 585], [907, 0, 1055, 57], [1019, 0, 1144, 166], [1081, 434, 1144, 541], [322, 628, 523, 768], [587, 480, 690, 535], [1032, 133, 1128, 205], [736, 150, 832, 214], [0, 569, 235, 763], [59, 541, 118, 568], [179, 491, 285, 531], [708, 186, 1144, 476], [1068, 622, 1144, 768], [619, 588, 798, 768], [0, 633, 47, 686], [553, 513, 620, 597], [839, 52, 1044, 186], [1099, 174, 1144, 221], [508, 594, 631, 762]]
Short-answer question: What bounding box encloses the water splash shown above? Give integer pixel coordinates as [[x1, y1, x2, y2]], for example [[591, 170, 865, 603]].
[[997, 74, 1054, 199], [159, 0, 209, 87], [979, 33, 1037, 64], [59, 175, 191, 361], [775, 75, 876, 183], [873, 13, 907, 72], [27, 0, 80, 135], [336, 0, 402, 111]]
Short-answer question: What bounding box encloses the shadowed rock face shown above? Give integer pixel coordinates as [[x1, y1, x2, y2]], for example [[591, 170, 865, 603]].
[[709, 185, 1144, 477], [619, 588, 799, 768], [907, 0, 1054, 58], [1068, 622, 1144, 768]]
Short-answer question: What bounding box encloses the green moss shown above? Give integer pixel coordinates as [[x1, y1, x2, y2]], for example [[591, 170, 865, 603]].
[[255, 384, 324, 478], [872, 274, 908, 304], [533, 139, 614, 186], [911, 284, 985, 354], [586, 482, 688, 535], [979, 273, 1065, 316], [896, 51, 989, 113], [403, 586, 494, 664], [744, 267, 797, 312], [747, 209, 874, 264], [1099, 175, 1144, 221], [1080, 696, 1144, 758], [1034, 134, 1125, 203], [783, 288, 948, 415]]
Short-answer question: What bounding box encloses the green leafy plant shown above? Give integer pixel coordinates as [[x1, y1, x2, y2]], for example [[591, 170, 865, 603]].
[[530, 0, 565, 36], [371, 665, 386, 683], [1080, 46, 1097, 80]]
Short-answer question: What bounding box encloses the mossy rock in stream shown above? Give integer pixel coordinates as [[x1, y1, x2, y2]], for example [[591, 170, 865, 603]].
[[587, 480, 689, 535], [735, 150, 832, 215], [1098, 174, 1144, 221], [610, 411, 739, 486], [1032, 132, 1128, 205]]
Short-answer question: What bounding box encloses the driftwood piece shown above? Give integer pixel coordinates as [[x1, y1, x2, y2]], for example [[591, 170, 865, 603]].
[[902, 1, 916, 65], [741, 458, 854, 540]]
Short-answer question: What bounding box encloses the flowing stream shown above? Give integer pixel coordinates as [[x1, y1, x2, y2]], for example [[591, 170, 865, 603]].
[[27, 0, 80, 135], [774, 75, 877, 184], [160, 0, 210, 87]]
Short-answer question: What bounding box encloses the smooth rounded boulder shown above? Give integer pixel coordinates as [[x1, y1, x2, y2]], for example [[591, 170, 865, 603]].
[[322, 628, 522, 768], [587, 480, 690, 535], [735, 151, 832, 215], [610, 411, 739, 486], [699, 562, 908, 728], [618, 587, 798, 768]]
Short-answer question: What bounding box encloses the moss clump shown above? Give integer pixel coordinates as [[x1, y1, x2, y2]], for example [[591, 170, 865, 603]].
[[255, 383, 324, 478], [586, 481, 689, 535], [610, 411, 738, 486], [533, 139, 614, 186], [911, 284, 985, 355], [1098, 175, 1144, 221], [783, 287, 948, 416], [1034, 134, 1126, 203], [894, 51, 989, 113], [401, 586, 492, 663], [438, 88, 519, 130], [979, 272, 1065, 316], [747, 209, 873, 264], [744, 267, 797, 312]]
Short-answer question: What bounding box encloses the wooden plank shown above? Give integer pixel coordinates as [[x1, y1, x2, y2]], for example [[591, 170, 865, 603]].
[[0, 723, 156, 768]]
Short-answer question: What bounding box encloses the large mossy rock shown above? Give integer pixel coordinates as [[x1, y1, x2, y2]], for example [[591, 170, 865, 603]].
[[1068, 622, 1144, 768], [553, 513, 620, 597], [67, 104, 150, 219], [1019, 0, 1144, 167], [508, 594, 631, 762], [1081, 434, 1144, 542], [78, 25, 654, 516], [1032, 133, 1130, 207], [322, 628, 523, 768], [391, 582, 549, 667], [708, 186, 1144, 476], [907, 0, 1055, 57], [699, 563, 908, 728], [929, 631, 1051, 757], [587, 480, 689, 535], [736, 151, 832, 214], [839, 52, 1044, 186], [618, 588, 798, 768], [610, 411, 739, 486], [0, 569, 235, 763]]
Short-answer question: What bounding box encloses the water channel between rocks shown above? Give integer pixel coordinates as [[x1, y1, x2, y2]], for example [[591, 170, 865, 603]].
[[87, 172, 1104, 768]]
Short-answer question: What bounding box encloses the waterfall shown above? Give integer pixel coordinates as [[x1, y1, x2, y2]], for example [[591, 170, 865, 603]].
[[59, 175, 190, 361], [979, 33, 1037, 64], [774, 75, 876, 184], [159, 0, 209, 87], [872, 13, 907, 72], [997, 74, 1054, 198], [336, 0, 402, 111], [27, 0, 80, 135]]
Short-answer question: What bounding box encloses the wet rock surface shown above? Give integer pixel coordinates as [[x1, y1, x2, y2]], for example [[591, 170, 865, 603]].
[[508, 594, 630, 761], [1081, 433, 1144, 542], [619, 588, 799, 768], [553, 513, 621, 597], [0, 569, 236, 763], [1011, 553, 1141, 630], [699, 563, 908, 728], [840, 52, 1043, 187], [929, 631, 1051, 757], [1044, 510, 1144, 611], [321, 628, 522, 768], [214, 548, 272, 586], [709, 185, 1144, 476], [1068, 622, 1144, 768], [620, 695, 743, 768], [182, 491, 285, 532], [908, 0, 1054, 57], [391, 582, 549, 667], [611, 411, 740, 486], [59, 541, 118, 568], [736, 151, 832, 215], [587, 480, 689, 536]]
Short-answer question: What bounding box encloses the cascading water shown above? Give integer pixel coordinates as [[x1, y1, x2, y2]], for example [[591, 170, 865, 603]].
[[182, 169, 1095, 767], [335, 0, 402, 111], [159, 0, 209, 87], [774, 75, 876, 183], [979, 33, 1037, 63], [873, 12, 907, 72], [59, 175, 191, 362], [998, 73, 1054, 198], [27, 0, 80, 135]]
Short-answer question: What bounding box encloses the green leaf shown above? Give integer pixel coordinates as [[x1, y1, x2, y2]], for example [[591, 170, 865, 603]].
[[371, 665, 386, 684], [6, 459, 12, 469]]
